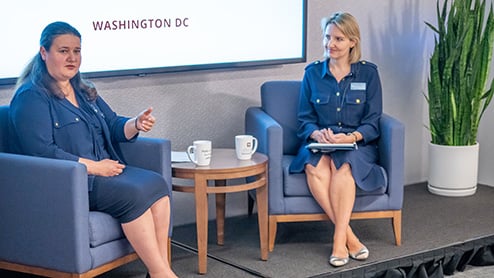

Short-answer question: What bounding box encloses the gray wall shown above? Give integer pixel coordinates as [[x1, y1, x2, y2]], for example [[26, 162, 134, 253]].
[[1, 0, 493, 226]]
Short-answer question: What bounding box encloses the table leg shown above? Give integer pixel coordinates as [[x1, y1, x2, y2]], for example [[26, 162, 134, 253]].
[[194, 175, 209, 274], [256, 171, 269, 260], [215, 180, 226, 246]]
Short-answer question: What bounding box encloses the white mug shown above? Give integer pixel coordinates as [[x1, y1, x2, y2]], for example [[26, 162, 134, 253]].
[[235, 135, 258, 160], [186, 140, 212, 166]]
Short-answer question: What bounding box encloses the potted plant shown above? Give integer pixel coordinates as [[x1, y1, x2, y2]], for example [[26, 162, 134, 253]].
[[426, 0, 494, 196]]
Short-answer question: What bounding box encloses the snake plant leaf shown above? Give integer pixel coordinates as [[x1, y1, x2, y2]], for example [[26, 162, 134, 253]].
[[426, 0, 494, 146]]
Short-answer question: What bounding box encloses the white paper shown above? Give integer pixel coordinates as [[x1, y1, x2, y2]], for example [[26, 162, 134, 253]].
[[172, 151, 191, 163]]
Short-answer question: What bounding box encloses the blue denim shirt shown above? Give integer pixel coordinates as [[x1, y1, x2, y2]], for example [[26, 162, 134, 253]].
[[297, 59, 382, 144]]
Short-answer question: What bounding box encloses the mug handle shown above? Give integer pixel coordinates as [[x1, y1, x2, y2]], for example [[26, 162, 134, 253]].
[[186, 145, 198, 164], [250, 137, 258, 154]]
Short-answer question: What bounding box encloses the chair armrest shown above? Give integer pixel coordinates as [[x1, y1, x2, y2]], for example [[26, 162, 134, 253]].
[[378, 114, 405, 210], [0, 153, 92, 273], [245, 107, 285, 213], [119, 137, 172, 186], [118, 137, 173, 236]]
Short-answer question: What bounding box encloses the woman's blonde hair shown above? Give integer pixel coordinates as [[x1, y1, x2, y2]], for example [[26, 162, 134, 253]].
[[320, 12, 361, 63]]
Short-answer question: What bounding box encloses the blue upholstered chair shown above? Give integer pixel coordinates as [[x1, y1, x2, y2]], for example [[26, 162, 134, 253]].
[[0, 105, 172, 277], [245, 81, 404, 251]]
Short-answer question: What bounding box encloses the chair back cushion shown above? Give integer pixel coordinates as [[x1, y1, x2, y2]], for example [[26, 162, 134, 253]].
[[261, 81, 301, 155], [0, 105, 9, 153]]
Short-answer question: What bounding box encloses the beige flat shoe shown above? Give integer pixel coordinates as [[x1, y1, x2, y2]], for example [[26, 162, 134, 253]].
[[329, 255, 349, 267], [349, 246, 369, 261]]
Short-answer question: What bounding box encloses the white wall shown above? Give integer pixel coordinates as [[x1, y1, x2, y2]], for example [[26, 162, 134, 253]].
[[1, 0, 493, 226]]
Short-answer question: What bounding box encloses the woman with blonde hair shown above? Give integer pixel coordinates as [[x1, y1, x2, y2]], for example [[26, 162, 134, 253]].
[[290, 12, 385, 267]]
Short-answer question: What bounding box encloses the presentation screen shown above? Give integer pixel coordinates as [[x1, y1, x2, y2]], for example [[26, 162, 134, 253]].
[[0, 0, 306, 85]]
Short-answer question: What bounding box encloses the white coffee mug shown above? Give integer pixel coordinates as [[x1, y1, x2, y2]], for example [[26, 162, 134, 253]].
[[235, 135, 258, 160], [186, 140, 212, 166]]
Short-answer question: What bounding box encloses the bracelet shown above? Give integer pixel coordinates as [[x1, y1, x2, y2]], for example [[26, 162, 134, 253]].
[[347, 132, 358, 142], [134, 118, 141, 131]]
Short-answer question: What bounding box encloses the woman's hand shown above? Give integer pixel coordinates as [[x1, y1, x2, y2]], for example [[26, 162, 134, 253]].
[[124, 107, 156, 139], [311, 128, 356, 144], [311, 129, 330, 143], [135, 107, 156, 132], [79, 158, 125, 177]]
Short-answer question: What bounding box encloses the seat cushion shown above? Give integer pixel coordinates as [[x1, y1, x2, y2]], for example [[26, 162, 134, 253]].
[[89, 211, 125, 248], [282, 155, 388, 197]]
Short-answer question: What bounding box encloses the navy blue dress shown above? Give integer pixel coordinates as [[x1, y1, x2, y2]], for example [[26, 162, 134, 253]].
[[289, 59, 386, 192], [9, 82, 169, 223]]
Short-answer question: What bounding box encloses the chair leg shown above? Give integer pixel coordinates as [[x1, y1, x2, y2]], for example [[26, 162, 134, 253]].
[[392, 210, 402, 246], [268, 215, 277, 252]]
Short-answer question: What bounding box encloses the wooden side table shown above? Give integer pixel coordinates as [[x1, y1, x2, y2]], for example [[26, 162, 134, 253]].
[[172, 148, 268, 274]]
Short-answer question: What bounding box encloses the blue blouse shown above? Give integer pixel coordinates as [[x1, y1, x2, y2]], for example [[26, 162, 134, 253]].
[[289, 59, 386, 191], [9, 81, 136, 191]]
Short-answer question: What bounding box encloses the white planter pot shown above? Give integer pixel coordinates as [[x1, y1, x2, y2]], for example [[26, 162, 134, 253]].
[[427, 142, 479, 197]]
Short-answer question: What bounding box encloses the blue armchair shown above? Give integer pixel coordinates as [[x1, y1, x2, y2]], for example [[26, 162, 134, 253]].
[[245, 81, 404, 251], [0, 105, 173, 277]]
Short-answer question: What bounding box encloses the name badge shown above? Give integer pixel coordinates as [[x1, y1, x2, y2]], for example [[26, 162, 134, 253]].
[[350, 82, 366, 90]]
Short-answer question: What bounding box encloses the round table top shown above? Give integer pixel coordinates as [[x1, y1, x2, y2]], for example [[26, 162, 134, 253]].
[[172, 148, 267, 172]]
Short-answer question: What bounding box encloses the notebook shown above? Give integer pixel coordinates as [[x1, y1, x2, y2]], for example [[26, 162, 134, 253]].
[[306, 142, 358, 153]]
